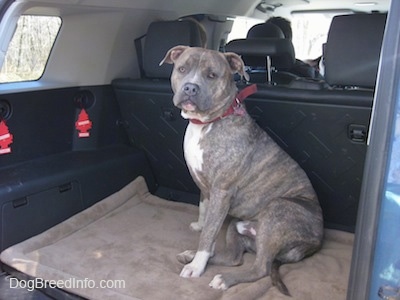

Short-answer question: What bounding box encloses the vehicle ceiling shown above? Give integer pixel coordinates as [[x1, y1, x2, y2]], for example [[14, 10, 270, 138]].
[[19, 0, 390, 18]]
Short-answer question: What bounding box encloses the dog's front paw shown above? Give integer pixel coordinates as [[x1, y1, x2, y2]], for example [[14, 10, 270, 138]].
[[190, 221, 203, 232], [177, 250, 196, 264], [209, 274, 228, 290], [180, 262, 204, 278]]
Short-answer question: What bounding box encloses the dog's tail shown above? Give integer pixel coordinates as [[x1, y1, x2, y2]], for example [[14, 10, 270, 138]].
[[271, 260, 291, 296]]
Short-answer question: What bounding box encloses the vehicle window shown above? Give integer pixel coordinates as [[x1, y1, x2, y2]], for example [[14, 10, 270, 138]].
[[227, 13, 343, 61], [370, 109, 400, 299], [291, 12, 345, 60], [0, 15, 62, 83], [227, 16, 264, 41]]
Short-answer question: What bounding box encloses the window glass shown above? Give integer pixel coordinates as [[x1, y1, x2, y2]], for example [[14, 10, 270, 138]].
[[227, 17, 263, 41], [370, 102, 400, 299], [227, 13, 344, 61], [291, 12, 342, 60], [0, 15, 62, 83]]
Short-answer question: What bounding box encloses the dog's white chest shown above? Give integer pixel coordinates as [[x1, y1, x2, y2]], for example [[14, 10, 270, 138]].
[[184, 123, 211, 177]]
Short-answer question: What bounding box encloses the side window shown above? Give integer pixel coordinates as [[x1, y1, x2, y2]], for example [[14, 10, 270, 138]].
[[0, 15, 62, 83]]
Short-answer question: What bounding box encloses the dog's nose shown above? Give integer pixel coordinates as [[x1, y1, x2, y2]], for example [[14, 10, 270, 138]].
[[183, 83, 199, 96]]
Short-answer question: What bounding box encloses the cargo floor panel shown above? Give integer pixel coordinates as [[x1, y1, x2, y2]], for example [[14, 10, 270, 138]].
[[1, 176, 353, 300]]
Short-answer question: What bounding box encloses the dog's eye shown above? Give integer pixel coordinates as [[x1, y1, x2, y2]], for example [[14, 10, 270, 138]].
[[208, 72, 217, 79], [178, 67, 186, 73]]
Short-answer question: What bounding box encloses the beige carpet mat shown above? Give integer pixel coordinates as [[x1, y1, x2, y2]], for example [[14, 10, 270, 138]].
[[1, 176, 353, 300]]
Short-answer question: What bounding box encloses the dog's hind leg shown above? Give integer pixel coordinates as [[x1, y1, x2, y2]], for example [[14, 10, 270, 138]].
[[209, 256, 289, 296], [209, 235, 278, 292], [207, 218, 253, 266], [209, 232, 291, 295], [178, 218, 250, 266], [209, 213, 279, 290], [209, 204, 289, 293], [210, 197, 323, 295]]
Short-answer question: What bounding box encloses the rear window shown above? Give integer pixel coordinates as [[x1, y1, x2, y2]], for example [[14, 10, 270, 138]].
[[0, 15, 62, 83], [227, 16, 263, 41], [291, 12, 344, 60], [228, 13, 343, 61]]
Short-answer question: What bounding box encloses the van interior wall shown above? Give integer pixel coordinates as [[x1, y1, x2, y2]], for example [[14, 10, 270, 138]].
[[0, 85, 156, 252]]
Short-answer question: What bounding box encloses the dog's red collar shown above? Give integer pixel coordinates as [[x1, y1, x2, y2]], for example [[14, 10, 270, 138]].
[[189, 84, 258, 125]]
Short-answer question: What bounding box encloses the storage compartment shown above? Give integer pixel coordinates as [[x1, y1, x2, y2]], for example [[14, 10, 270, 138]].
[[0, 145, 156, 251], [2, 181, 83, 250]]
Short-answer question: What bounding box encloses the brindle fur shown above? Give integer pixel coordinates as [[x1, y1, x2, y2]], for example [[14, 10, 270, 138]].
[[160, 46, 323, 296]]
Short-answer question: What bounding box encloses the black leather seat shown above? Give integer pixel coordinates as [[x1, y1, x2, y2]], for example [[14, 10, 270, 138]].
[[112, 20, 204, 194], [324, 13, 387, 89], [141, 20, 205, 79], [246, 22, 284, 39], [246, 22, 320, 80], [225, 37, 296, 84]]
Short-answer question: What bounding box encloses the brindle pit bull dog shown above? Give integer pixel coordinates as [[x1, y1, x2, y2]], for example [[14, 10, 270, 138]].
[[160, 46, 323, 296]]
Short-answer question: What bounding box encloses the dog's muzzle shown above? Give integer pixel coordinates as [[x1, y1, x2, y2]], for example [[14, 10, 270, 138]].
[[183, 83, 200, 97]]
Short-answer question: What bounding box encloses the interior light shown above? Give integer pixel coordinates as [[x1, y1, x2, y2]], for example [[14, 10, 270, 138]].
[[355, 2, 378, 6]]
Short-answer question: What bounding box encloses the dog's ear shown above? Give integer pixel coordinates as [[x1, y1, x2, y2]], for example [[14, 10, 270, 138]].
[[224, 52, 250, 81], [159, 45, 189, 66]]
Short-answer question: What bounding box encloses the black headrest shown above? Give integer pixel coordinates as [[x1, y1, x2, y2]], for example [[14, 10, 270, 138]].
[[324, 13, 386, 88], [143, 20, 204, 79], [225, 38, 295, 70], [247, 23, 285, 39]]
